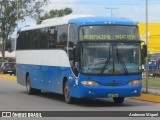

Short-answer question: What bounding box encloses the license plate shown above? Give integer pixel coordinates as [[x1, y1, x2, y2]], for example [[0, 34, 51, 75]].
[[8, 71, 12, 72], [108, 94, 118, 98]]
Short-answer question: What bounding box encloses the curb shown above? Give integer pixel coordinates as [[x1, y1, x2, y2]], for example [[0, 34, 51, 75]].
[[0, 75, 17, 81], [0, 75, 160, 103], [131, 94, 160, 103]]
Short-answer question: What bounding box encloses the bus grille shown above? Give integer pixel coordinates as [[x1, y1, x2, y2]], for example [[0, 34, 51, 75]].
[[104, 83, 125, 86]]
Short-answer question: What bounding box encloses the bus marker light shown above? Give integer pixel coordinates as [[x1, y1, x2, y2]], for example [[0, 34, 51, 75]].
[[134, 90, 137, 93], [88, 91, 92, 94], [75, 79, 78, 85]]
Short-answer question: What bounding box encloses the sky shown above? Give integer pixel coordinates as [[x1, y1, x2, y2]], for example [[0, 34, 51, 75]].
[[13, 0, 160, 37], [45, 0, 160, 22], [21, 0, 160, 25]]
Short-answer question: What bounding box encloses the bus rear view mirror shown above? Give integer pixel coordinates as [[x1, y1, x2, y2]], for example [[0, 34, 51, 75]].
[[141, 45, 147, 58]]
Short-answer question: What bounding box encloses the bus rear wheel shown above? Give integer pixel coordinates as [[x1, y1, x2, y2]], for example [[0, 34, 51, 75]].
[[64, 81, 74, 104], [113, 97, 124, 104], [26, 75, 41, 95]]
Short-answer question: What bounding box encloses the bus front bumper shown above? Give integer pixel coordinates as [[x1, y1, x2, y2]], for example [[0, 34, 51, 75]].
[[74, 84, 142, 98]]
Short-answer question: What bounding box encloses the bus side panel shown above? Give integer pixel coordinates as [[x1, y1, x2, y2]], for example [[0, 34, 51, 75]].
[[23, 65, 73, 94], [41, 66, 73, 94], [56, 67, 74, 94], [16, 50, 72, 94], [30, 65, 42, 90], [16, 64, 27, 86], [16, 64, 42, 89]]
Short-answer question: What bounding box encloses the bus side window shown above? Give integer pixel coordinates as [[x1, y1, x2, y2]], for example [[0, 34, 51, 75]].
[[34, 29, 42, 49], [39, 28, 49, 49], [24, 31, 32, 49], [17, 31, 33, 50], [48, 27, 57, 48], [69, 24, 78, 47], [57, 25, 68, 49], [32, 30, 38, 49], [69, 24, 78, 63], [17, 32, 24, 50]]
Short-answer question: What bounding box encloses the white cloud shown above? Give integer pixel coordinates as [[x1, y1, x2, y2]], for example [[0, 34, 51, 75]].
[[44, 0, 76, 12], [148, 5, 160, 22], [44, 0, 95, 15], [114, 5, 160, 22], [19, 0, 160, 26], [12, 0, 160, 38], [70, 3, 160, 22]]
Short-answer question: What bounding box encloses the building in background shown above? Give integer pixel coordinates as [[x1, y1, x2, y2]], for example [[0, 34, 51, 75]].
[[139, 23, 160, 53]]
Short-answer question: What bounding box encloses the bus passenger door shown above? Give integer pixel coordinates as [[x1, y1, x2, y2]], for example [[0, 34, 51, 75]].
[[68, 24, 79, 77]]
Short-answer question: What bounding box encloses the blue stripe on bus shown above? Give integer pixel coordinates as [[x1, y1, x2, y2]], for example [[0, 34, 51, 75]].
[[16, 64, 73, 94], [16, 64, 142, 98]]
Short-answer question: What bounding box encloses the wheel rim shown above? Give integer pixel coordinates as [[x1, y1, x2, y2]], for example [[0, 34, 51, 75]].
[[64, 82, 70, 100]]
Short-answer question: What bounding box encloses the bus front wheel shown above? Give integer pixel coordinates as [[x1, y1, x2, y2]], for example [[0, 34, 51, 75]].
[[26, 75, 41, 95], [64, 81, 74, 104], [113, 97, 124, 104]]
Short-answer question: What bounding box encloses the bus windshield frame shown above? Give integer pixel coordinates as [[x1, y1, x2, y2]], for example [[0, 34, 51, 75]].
[[79, 25, 141, 76]]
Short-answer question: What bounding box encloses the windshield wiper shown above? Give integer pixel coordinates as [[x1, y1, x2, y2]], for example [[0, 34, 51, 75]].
[[100, 46, 112, 74], [116, 46, 128, 74]]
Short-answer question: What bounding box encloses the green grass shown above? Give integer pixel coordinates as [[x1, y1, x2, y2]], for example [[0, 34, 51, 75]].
[[142, 77, 160, 89]]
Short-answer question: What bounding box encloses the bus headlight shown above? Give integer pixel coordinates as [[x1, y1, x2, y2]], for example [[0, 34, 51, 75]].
[[128, 80, 142, 86], [81, 81, 99, 86]]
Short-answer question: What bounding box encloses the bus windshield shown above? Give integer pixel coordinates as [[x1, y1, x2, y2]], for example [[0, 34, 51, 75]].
[[81, 43, 141, 75], [79, 25, 140, 41]]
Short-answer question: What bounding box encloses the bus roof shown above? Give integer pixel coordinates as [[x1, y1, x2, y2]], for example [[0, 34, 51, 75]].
[[69, 17, 138, 26], [20, 15, 138, 32]]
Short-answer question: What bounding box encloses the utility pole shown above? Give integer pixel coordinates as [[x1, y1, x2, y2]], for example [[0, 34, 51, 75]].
[[17, 0, 19, 28], [145, 0, 149, 93], [0, 1, 3, 52], [104, 7, 119, 17], [16, 0, 19, 50]]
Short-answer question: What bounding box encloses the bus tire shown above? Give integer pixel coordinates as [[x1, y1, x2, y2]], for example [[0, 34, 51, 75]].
[[26, 75, 41, 95], [113, 97, 124, 104], [63, 81, 74, 104]]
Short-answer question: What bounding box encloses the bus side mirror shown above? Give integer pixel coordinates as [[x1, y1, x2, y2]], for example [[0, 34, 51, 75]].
[[141, 45, 147, 59], [73, 67, 78, 77], [75, 44, 81, 61]]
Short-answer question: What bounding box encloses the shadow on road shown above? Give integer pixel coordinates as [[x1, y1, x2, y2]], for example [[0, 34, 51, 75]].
[[21, 91, 148, 107]]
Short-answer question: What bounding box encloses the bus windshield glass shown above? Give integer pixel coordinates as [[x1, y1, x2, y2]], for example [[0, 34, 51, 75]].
[[81, 43, 141, 75], [79, 25, 139, 41]]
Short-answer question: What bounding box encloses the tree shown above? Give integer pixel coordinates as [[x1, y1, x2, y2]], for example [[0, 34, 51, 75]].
[[37, 7, 73, 24], [0, 0, 49, 59], [5, 40, 11, 52]]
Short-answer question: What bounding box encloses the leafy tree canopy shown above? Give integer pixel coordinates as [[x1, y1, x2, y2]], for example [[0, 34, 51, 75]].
[[0, 0, 72, 58], [37, 7, 73, 24], [0, 0, 49, 58]]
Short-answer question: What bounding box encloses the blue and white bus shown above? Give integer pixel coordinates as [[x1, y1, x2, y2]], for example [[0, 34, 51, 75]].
[[16, 15, 146, 104]]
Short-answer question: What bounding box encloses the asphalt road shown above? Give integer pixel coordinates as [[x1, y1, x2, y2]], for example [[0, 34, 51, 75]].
[[0, 78, 160, 120]]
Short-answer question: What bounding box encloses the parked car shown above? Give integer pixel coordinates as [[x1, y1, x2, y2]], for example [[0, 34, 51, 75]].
[[0, 62, 16, 75]]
